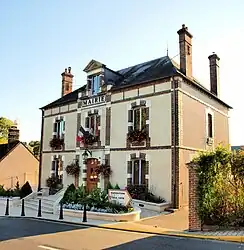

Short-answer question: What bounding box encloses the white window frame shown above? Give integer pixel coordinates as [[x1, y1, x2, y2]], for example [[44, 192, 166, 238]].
[[132, 107, 145, 131], [87, 115, 98, 135], [132, 159, 146, 185], [205, 108, 214, 139]]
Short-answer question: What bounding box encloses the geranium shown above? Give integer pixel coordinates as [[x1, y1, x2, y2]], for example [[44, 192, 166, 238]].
[[127, 129, 147, 143]]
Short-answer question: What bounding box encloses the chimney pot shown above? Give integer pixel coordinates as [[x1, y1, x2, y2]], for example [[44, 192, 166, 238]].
[[65, 68, 67, 73], [68, 67, 71, 73], [177, 24, 193, 77], [208, 53, 220, 97]]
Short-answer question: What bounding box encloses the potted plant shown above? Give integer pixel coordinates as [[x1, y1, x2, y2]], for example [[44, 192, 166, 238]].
[[46, 176, 62, 195], [49, 137, 64, 150], [127, 129, 147, 143], [66, 160, 80, 187]]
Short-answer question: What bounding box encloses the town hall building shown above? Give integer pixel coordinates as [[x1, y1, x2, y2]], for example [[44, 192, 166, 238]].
[[39, 24, 231, 208]]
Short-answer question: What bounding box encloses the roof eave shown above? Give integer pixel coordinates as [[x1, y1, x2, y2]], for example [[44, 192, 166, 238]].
[[176, 71, 232, 109]]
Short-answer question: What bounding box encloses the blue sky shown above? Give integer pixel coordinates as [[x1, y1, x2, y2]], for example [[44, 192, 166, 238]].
[[0, 1, 243, 145]]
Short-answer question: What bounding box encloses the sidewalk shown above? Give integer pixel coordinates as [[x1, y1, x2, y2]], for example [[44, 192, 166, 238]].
[[0, 204, 114, 226]]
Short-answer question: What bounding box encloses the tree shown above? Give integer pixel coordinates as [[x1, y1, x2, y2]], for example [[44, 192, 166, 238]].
[[28, 140, 40, 158], [0, 117, 14, 144]]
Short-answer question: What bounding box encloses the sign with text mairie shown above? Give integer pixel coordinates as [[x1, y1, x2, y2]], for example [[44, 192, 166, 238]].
[[82, 95, 105, 107], [108, 189, 132, 207]]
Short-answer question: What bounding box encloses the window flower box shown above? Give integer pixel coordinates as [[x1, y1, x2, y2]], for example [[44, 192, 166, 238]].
[[66, 160, 80, 176], [81, 134, 99, 146], [127, 129, 148, 143], [49, 137, 64, 150]]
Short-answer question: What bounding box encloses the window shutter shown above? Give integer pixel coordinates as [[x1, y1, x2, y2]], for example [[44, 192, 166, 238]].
[[85, 117, 89, 129], [51, 160, 55, 171], [145, 161, 149, 175], [128, 110, 133, 133], [128, 110, 133, 122], [127, 161, 132, 174], [96, 115, 101, 126], [75, 155, 80, 165], [63, 120, 65, 131], [145, 107, 149, 120], [76, 113, 81, 147], [53, 122, 57, 133]]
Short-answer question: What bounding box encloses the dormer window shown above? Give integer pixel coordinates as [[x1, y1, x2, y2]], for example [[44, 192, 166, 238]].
[[88, 75, 100, 96]]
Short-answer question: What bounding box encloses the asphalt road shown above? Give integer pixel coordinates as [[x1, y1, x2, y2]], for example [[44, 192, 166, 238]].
[[0, 217, 243, 250]]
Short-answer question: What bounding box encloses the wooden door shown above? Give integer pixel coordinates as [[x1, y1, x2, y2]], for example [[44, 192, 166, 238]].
[[86, 158, 99, 192]]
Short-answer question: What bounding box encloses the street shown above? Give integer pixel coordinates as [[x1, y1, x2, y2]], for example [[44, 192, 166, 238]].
[[0, 218, 243, 250]]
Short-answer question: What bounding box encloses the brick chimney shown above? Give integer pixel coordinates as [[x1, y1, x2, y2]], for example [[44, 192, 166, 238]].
[[8, 121, 19, 143], [208, 53, 220, 97], [177, 24, 193, 78], [61, 67, 73, 97]]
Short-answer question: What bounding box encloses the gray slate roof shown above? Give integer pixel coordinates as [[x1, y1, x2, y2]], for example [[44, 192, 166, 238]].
[[41, 56, 231, 109]]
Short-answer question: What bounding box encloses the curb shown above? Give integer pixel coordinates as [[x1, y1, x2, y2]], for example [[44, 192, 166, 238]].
[[2, 216, 244, 243]]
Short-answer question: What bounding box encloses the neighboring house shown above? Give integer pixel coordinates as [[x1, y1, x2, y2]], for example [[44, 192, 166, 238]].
[[0, 124, 39, 190], [39, 24, 231, 208], [231, 145, 244, 151]]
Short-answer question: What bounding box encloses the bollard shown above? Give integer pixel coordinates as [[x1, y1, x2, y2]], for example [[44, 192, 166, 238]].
[[21, 199, 25, 216], [59, 202, 63, 220], [37, 199, 42, 217], [5, 198, 9, 216], [82, 203, 87, 222]]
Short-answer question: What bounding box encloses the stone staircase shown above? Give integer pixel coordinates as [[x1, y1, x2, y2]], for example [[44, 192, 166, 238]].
[[24, 195, 57, 214], [18, 187, 66, 214]]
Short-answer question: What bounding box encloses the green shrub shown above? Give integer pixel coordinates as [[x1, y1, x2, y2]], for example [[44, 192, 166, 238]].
[[19, 181, 32, 199], [0, 185, 5, 196], [61, 184, 76, 204], [191, 145, 244, 226], [114, 183, 120, 190]]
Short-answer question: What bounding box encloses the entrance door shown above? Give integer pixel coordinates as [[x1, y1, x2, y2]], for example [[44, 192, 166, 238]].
[[86, 158, 99, 192]]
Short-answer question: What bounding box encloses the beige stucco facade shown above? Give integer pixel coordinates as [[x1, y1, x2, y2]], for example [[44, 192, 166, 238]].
[[177, 79, 230, 207], [0, 143, 39, 190], [110, 149, 172, 201]]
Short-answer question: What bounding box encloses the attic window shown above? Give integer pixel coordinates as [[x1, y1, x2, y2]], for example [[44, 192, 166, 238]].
[[88, 75, 100, 95]]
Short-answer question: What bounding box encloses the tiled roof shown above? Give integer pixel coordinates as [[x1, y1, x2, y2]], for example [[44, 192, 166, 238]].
[[0, 141, 19, 161], [40, 56, 231, 109]]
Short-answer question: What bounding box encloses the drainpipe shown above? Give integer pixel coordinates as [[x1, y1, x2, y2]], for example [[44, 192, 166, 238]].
[[172, 76, 178, 208], [38, 109, 44, 191]]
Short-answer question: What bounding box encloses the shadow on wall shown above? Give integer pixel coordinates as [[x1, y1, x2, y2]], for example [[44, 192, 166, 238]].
[[0, 172, 38, 191]]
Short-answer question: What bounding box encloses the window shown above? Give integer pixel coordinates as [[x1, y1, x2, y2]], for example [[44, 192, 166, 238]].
[[53, 118, 65, 138], [88, 75, 100, 95], [85, 115, 100, 137], [133, 107, 147, 131], [132, 159, 146, 185], [51, 156, 63, 181], [207, 113, 213, 138]]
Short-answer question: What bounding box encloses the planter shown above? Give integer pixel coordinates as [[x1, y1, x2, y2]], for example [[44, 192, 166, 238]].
[[132, 199, 171, 213], [0, 197, 20, 207], [63, 206, 141, 222]]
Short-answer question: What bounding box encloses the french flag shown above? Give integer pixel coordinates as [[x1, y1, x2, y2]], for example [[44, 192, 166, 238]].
[[76, 126, 88, 142]]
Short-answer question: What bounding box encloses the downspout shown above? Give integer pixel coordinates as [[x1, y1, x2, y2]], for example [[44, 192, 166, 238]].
[[172, 76, 178, 208], [38, 109, 44, 191]]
